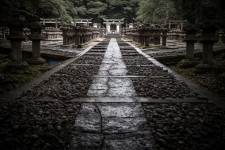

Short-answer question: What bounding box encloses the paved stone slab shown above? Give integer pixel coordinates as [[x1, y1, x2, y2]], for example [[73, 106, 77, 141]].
[[99, 64, 112, 71], [109, 68, 128, 76], [108, 78, 133, 88], [89, 84, 108, 90], [92, 77, 108, 84], [102, 117, 149, 134], [74, 103, 101, 133], [106, 87, 136, 97], [97, 70, 110, 76], [102, 132, 156, 150], [87, 89, 107, 97], [96, 103, 144, 118]]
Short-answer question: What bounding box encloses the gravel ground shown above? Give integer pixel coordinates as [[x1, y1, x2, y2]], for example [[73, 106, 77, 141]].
[[123, 59, 153, 66], [142, 103, 225, 150], [0, 100, 81, 150], [126, 66, 173, 77], [132, 77, 197, 98], [192, 73, 225, 97], [118, 43, 197, 98], [169, 66, 225, 98], [72, 55, 104, 65], [24, 55, 104, 101]]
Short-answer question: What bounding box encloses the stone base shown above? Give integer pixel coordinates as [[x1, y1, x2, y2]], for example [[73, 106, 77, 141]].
[[195, 63, 213, 74], [78, 44, 85, 48], [60, 45, 71, 48], [5, 61, 29, 73], [178, 59, 198, 68], [27, 58, 46, 65]]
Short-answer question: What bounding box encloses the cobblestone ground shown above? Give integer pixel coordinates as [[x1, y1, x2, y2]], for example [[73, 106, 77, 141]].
[[0, 37, 225, 150]]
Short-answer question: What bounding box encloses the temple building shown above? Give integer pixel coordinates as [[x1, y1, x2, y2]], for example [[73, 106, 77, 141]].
[[103, 18, 124, 34], [72, 19, 93, 27]]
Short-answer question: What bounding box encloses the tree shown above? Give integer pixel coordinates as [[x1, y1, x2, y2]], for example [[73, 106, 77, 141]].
[[171, 0, 225, 27], [137, 0, 179, 24]]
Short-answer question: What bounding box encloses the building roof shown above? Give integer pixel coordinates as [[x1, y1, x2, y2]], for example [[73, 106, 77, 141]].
[[103, 18, 124, 22]]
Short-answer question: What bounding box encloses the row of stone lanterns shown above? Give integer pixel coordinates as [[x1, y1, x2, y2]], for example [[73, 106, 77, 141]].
[[125, 24, 220, 66], [6, 11, 45, 67], [42, 28, 62, 40], [61, 26, 100, 48], [184, 24, 218, 65], [124, 27, 168, 47]]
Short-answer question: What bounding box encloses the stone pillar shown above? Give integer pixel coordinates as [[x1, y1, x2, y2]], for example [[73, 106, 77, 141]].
[[137, 28, 142, 45], [200, 27, 217, 64], [62, 27, 69, 45], [116, 24, 120, 33], [145, 36, 150, 47], [183, 27, 198, 60], [222, 29, 225, 44], [56, 20, 58, 28], [153, 28, 161, 45], [106, 23, 110, 34], [28, 21, 46, 65], [181, 22, 184, 31], [162, 28, 168, 46], [75, 27, 81, 46], [169, 22, 171, 30], [6, 13, 25, 63]]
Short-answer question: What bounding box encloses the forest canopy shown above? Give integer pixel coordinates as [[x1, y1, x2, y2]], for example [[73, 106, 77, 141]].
[[0, 0, 224, 27], [0, 0, 139, 25]]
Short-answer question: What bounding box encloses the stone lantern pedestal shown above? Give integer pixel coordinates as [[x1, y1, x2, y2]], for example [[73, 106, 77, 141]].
[[62, 27, 70, 45], [222, 29, 225, 44], [199, 25, 217, 65], [144, 27, 151, 47], [162, 28, 168, 47], [28, 22, 46, 65], [195, 23, 218, 73], [153, 28, 161, 45], [6, 11, 28, 71], [74, 27, 81, 47], [183, 26, 198, 61]]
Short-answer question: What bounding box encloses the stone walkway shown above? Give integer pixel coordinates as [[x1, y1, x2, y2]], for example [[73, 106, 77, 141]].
[[70, 103, 155, 149], [71, 39, 155, 149], [87, 38, 136, 97]]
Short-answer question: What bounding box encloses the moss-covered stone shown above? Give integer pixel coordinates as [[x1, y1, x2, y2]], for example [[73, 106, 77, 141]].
[[177, 59, 199, 68], [0, 61, 47, 94]]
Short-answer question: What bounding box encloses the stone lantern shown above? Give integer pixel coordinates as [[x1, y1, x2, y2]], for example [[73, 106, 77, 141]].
[[28, 21, 46, 65], [153, 28, 161, 45], [137, 28, 145, 45], [199, 23, 218, 65], [183, 25, 198, 60], [133, 28, 138, 43], [74, 26, 80, 46], [161, 28, 168, 47], [62, 27, 70, 45], [143, 27, 151, 47], [6, 10, 26, 64]]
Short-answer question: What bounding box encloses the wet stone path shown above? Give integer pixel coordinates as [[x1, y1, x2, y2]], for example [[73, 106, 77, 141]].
[[71, 39, 155, 149], [0, 37, 225, 150], [87, 38, 136, 97]]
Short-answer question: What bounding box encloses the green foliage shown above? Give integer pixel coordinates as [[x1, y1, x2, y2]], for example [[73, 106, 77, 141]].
[[0, 0, 140, 25], [137, 0, 179, 24], [171, 0, 225, 27], [1, 0, 225, 27]]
